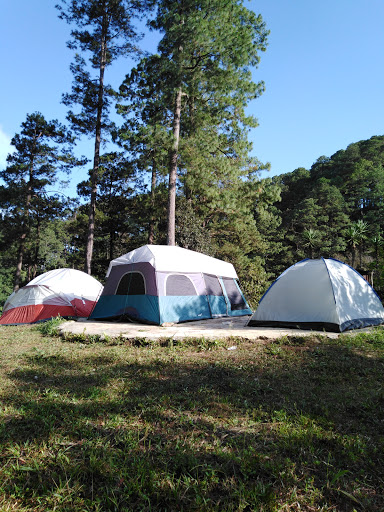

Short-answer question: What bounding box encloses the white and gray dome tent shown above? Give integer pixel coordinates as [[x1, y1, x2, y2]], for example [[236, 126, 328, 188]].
[[248, 258, 384, 332]]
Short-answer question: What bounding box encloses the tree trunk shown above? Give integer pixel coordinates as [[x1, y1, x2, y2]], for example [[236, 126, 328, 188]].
[[84, 9, 107, 275], [148, 159, 157, 245], [109, 230, 115, 261], [359, 242, 364, 268], [14, 163, 34, 291], [32, 217, 41, 280], [14, 236, 26, 292], [167, 87, 182, 246]]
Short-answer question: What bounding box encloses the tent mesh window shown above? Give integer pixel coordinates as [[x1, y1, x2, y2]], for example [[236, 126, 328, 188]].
[[116, 272, 146, 295], [166, 274, 197, 296], [204, 274, 224, 296], [222, 278, 246, 310]]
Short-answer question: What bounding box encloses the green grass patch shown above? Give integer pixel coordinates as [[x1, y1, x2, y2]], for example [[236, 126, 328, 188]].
[[340, 325, 384, 350], [0, 325, 383, 510], [34, 315, 67, 337]]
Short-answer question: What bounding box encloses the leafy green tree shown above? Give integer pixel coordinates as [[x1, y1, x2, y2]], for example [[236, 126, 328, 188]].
[[255, 136, 384, 285], [57, 0, 150, 274], [273, 168, 311, 229], [30, 218, 72, 272], [301, 229, 321, 259], [117, 58, 171, 244], [0, 113, 78, 290], [216, 216, 270, 309], [175, 197, 214, 254], [254, 177, 285, 276], [346, 219, 369, 268], [309, 136, 384, 222], [307, 137, 384, 267], [119, 122, 170, 245], [308, 179, 349, 257], [145, 0, 269, 244], [288, 197, 326, 259], [371, 232, 384, 269], [23, 195, 77, 281], [74, 152, 150, 278], [346, 159, 384, 228], [0, 268, 14, 312], [0, 217, 18, 308], [370, 231, 384, 293]]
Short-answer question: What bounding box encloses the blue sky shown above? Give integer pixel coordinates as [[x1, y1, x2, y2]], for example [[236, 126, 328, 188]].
[[1, 0, 383, 196]]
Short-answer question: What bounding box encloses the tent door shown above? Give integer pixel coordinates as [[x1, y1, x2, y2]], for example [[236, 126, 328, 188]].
[[203, 274, 229, 317], [220, 277, 248, 315]]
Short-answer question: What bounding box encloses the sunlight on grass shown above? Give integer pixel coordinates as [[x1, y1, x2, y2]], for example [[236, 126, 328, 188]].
[[0, 325, 383, 510]]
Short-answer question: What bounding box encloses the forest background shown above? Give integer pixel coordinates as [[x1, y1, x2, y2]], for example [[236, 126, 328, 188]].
[[1, 0, 384, 310]]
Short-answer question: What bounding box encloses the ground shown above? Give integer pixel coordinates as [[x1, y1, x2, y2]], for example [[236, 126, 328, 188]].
[[59, 315, 349, 341]]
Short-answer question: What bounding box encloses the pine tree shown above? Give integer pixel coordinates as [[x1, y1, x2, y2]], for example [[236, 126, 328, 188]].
[[57, 0, 150, 273], [117, 56, 171, 243], [0, 113, 77, 290], [118, 0, 269, 245]]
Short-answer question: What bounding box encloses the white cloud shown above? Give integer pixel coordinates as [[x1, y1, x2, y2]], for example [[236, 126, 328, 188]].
[[0, 126, 13, 170]]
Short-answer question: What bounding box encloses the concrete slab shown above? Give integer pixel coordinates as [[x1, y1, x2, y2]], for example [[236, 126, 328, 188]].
[[59, 315, 345, 341]]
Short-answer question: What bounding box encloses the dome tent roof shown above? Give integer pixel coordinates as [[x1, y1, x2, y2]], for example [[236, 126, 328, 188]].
[[106, 244, 238, 279]]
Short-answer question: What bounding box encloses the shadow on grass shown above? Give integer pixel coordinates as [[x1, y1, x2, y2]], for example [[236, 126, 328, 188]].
[[1, 341, 384, 511]]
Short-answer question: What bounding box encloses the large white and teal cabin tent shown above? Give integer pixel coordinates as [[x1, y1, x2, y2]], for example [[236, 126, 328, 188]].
[[90, 245, 252, 325], [248, 258, 384, 332]]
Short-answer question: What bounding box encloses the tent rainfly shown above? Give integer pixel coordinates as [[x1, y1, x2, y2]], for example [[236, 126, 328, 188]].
[[248, 257, 384, 332], [90, 244, 251, 325], [0, 268, 103, 325]]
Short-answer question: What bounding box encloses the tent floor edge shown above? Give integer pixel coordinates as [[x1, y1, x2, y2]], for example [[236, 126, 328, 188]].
[[340, 317, 384, 332], [247, 320, 342, 333]]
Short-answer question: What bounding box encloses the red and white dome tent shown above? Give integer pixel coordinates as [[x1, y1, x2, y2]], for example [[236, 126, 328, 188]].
[[0, 268, 103, 325]]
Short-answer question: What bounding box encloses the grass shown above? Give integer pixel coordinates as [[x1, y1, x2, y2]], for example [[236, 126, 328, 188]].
[[0, 322, 383, 511]]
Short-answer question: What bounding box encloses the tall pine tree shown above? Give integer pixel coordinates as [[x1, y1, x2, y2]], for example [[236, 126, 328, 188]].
[[118, 0, 269, 246], [57, 0, 150, 273], [0, 113, 77, 290], [154, 0, 269, 245]]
